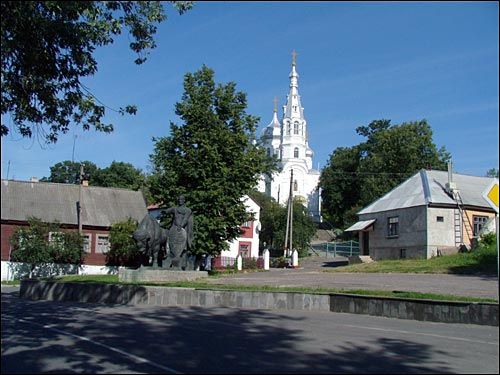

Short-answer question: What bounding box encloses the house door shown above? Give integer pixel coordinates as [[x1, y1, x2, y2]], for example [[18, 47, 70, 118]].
[[362, 231, 369, 255]]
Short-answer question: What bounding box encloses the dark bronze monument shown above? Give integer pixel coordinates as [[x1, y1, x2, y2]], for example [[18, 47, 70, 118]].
[[132, 214, 167, 268], [163, 195, 197, 271], [122, 195, 207, 282]]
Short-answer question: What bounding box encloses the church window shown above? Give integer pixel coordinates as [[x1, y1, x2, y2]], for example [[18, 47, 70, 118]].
[[286, 122, 291, 135], [294, 180, 298, 191], [294, 121, 299, 134], [294, 147, 299, 158]]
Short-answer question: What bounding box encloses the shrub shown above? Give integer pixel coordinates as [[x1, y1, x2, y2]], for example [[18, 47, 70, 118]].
[[107, 218, 142, 267]]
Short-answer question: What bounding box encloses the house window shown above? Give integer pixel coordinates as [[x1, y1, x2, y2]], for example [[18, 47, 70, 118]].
[[387, 216, 399, 237], [96, 235, 110, 254], [83, 234, 92, 253], [48, 231, 65, 247], [294, 147, 299, 158], [239, 244, 250, 258], [473, 216, 488, 237], [436, 216, 444, 222], [294, 121, 299, 134], [241, 221, 251, 228]]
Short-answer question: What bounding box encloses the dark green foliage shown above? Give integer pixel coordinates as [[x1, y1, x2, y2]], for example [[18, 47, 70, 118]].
[[1, 1, 193, 142], [485, 168, 499, 178], [107, 218, 142, 267], [93, 161, 146, 190], [10, 217, 84, 276], [149, 65, 278, 256], [250, 190, 316, 257], [320, 119, 450, 229], [40, 160, 99, 184], [41, 160, 149, 198]]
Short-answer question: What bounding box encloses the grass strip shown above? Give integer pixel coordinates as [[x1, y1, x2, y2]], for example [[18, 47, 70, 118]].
[[24, 274, 496, 303]]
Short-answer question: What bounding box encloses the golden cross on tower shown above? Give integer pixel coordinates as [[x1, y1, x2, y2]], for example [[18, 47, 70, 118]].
[[273, 96, 278, 113], [291, 49, 298, 66]]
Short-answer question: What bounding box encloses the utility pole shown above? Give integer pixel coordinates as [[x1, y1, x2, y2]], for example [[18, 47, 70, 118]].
[[77, 164, 84, 234], [284, 169, 294, 257]]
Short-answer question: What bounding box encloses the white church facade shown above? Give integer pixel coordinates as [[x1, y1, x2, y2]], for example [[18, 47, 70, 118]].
[[257, 52, 322, 222]]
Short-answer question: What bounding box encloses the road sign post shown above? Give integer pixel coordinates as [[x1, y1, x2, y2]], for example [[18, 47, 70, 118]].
[[482, 179, 499, 281]]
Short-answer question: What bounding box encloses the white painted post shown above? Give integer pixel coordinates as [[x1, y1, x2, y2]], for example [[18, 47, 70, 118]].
[[263, 249, 270, 270], [292, 249, 299, 268], [237, 254, 242, 271]]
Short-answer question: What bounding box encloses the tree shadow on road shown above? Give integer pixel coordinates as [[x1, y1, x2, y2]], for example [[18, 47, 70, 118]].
[[2, 291, 453, 373]]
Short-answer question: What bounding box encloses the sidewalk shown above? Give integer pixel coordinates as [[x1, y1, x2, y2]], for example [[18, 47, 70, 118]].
[[205, 257, 499, 300]]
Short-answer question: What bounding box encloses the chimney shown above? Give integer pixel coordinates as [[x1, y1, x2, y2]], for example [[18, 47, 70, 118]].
[[445, 161, 457, 196]]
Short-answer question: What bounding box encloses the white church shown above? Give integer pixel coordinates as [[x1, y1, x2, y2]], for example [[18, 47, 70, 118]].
[[257, 52, 322, 223]]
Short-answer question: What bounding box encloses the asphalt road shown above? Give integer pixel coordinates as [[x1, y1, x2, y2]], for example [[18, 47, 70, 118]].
[[2, 287, 499, 374]]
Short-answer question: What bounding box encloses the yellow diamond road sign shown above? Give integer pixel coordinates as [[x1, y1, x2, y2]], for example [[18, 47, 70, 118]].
[[483, 179, 499, 213]]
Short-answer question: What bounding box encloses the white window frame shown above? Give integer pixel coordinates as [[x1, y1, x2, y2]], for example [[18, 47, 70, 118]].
[[82, 233, 92, 253], [96, 234, 110, 254], [387, 216, 399, 237]]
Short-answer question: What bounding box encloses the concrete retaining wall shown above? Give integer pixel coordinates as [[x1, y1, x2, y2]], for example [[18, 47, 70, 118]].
[[330, 293, 498, 326], [19, 280, 498, 326], [19, 280, 330, 312]]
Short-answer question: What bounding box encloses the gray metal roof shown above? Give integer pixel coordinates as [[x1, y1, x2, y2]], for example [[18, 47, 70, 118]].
[[1, 179, 147, 227], [358, 170, 496, 215], [345, 219, 376, 232]]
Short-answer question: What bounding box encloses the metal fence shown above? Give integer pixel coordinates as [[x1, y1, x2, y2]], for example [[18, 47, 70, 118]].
[[211, 256, 264, 270], [310, 241, 360, 258]]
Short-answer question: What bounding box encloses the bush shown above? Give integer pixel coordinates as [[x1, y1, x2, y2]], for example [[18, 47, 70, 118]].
[[107, 218, 142, 267], [10, 217, 84, 277]]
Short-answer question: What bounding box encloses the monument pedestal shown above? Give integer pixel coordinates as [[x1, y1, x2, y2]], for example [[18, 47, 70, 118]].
[[119, 267, 208, 283]]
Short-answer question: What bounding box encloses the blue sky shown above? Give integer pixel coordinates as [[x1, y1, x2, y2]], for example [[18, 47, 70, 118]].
[[1, 1, 498, 181]]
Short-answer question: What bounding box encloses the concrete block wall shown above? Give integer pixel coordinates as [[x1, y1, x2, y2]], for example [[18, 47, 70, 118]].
[[19, 280, 498, 326]]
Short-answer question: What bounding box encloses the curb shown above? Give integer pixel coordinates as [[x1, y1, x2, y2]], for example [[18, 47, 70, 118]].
[[19, 279, 498, 326]]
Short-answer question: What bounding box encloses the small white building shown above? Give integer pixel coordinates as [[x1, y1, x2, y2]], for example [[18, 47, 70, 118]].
[[222, 195, 261, 259], [257, 52, 321, 222]]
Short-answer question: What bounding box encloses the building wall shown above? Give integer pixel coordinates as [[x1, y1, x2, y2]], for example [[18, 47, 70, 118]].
[[426, 207, 456, 257], [463, 209, 496, 247], [359, 205, 428, 260], [1, 222, 110, 265], [224, 197, 261, 259]]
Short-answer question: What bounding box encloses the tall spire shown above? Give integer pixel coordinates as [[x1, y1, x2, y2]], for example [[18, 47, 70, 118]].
[[292, 49, 298, 66], [273, 96, 278, 113]]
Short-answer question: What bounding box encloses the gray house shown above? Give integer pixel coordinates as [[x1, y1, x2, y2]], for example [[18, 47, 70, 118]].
[[346, 169, 497, 260], [1, 179, 147, 265]]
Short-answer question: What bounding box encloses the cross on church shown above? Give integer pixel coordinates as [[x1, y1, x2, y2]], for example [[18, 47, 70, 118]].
[[273, 96, 278, 113], [291, 49, 298, 65]]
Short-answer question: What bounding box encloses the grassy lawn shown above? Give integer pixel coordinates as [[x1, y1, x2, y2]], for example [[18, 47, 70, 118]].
[[324, 242, 498, 274]]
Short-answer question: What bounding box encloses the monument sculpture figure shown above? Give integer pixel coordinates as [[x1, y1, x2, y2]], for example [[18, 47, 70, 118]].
[[132, 214, 168, 268], [163, 195, 196, 270]]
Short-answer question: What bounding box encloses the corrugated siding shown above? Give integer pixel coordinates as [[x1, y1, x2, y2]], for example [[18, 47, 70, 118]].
[[1, 180, 146, 227]]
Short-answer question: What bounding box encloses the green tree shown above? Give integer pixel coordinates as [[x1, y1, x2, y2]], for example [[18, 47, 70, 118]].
[[40, 160, 99, 184], [1, 1, 193, 143], [320, 119, 450, 229], [149, 65, 277, 256], [107, 218, 142, 267], [248, 189, 282, 251], [273, 198, 316, 257], [486, 168, 499, 178], [249, 190, 315, 257], [10, 217, 84, 277], [93, 161, 146, 190]]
